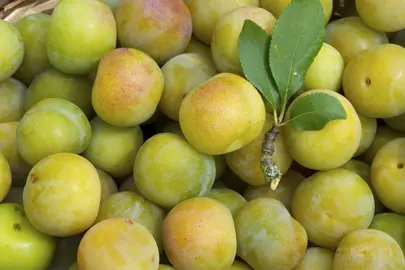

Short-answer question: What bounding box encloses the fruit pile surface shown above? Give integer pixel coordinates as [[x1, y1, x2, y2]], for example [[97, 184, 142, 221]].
[[2, 0, 405, 269]]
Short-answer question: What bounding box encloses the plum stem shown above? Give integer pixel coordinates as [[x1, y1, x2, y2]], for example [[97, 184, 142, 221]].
[[261, 125, 282, 190]]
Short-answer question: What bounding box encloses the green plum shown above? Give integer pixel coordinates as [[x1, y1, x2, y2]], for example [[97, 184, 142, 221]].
[[118, 176, 139, 193], [0, 20, 24, 81], [185, 37, 214, 63], [97, 169, 118, 202], [230, 261, 252, 269], [205, 188, 247, 216], [159, 265, 175, 270], [354, 113, 377, 157], [369, 213, 405, 254], [384, 113, 405, 133], [292, 247, 334, 270], [0, 78, 27, 123], [0, 152, 11, 202]]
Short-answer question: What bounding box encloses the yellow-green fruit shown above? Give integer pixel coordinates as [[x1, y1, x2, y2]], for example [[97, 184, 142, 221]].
[[163, 197, 237, 270], [23, 153, 101, 237], [92, 48, 164, 127], [0, 78, 27, 123], [4, 187, 23, 203], [13, 13, 52, 85], [96, 191, 165, 252], [235, 198, 308, 270], [243, 170, 305, 211], [369, 213, 405, 254], [292, 247, 334, 270], [185, 38, 213, 62], [0, 20, 24, 81], [333, 229, 405, 269], [343, 44, 405, 118], [211, 6, 276, 75], [25, 69, 94, 117], [16, 98, 92, 166], [0, 122, 31, 186], [356, 0, 405, 32], [303, 43, 344, 92], [325, 17, 388, 65], [259, 0, 333, 24], [116, 0, 192, 65], [159, 53, 217, 121], [159, 265, 175, 270], [46, 0, 116, 75], [78, 218, 159, 270], [119, 176, 139, 193], [340, 159, 384, 213], [225, 114, 292, 186], [97, 169, 118, 202], [134, 133, 216, 208], [214, 155, 227, 180], [230, 261, 252, 269], [371, 138, 405, 214], [384, 112, 405, 133], [0, 153, 11, 202], [83, 117, 144, 178], [291, 168, 375, 249], [354, 113, 377, 157], [179, 73, 266, 155], [284, 89, 362, 170], [205, 188, 247, 216], [186, 0, 259, 45]]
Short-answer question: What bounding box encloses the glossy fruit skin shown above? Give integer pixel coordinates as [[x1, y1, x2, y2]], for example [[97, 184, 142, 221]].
[[284, 89, 362, 170], [179, 73, 266, 155], [369, 213, 405, 254], [0, 20, 24, 81], [97, 169, 118, 202], [92, 48, 164, 127], [333, 229, 405, 269], [211, 6, 276, 75], [16, 98, 92, 166], [159, 53, 217, 121], [116, 0, 192, 65], [46, 0, 116, 75], [384, 112, 405, 133], [77, 218, 160, 270], [371, 138, 405, 214], [343, 44, 405, 118], [235, 198, 307, 270], [205, 188, 247, 216], [134, 133, 216, 209], [291, 168, 375, 249], [83, 117, 144, 178], [186, 0, 259, 45], [0, 152, 11, 202], [23, 153, 101, 237], [0, 203, 56, 270], [354, 113, 377, 157], [325, 16, 388, 65], [163, 197, 237, 270], [292, 247, 334, 270], [0, 78, 27, 123], [13, 13, 52, 85], [356, 0, 405, 32]]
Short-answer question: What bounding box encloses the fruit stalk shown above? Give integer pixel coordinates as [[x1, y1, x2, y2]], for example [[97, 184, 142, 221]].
[[261, 125, 282, 190]]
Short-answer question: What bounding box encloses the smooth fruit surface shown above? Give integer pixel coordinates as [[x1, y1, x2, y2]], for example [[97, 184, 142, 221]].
[[97, 169, 118, 202], [384, 112, 405, 133], [292, 247, 334, 270], [0, 20, 24, 81], [0, 152, 11, 202], [354, 113, 377, 157], [205, 188, 247, 216], [230, 261, 252, 269], [369, 213, 405, 254], [0, 78, 27, 123]]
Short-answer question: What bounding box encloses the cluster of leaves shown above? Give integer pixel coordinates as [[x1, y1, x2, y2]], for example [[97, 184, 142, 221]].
[[238, 0, 347, 131]]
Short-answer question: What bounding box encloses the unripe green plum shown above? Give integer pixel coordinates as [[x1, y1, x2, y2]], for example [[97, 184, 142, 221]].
[[235, 198, 307, 270], [159, 265, 175, 270], [211, 7, 276, 75], [303, 43, 344, 92], [185, 38, 214, 63], [0, 203, 56, 270], [0, 78, 27, 123], [116, 0, 192, 65], [163, 197, 237, 270], [180, 73, 266, 155], [0, 20, 24, 81], [46, 0, 116, 75], [284, 89, 362, 170], [292, 247, 334, 270], [97, 169, 118, 202], [291, 168, 375, 249], [83, 117, 144, 178], [17, 98, 92, 166], [230, 261, 252, 269], [0, 152, 11, 202], [3, 186, 23, 203], [23, 153, 101, 237], [186, 0, 259, 45], [25, 69, 94, 118], [205, 188, 247, 216], [369, 213, 405, 254], [92, 48, 164, 127], [96, 191, 165, 252], [134, 133, 216, 208], [333, 229, 405, 269], [243, 170, 305, 211], [325, 17, 388, 65], [371, 138, 405, 214], [354, 113, 377, 157], [159, 53, 217, 121], [384, 112, 405, 133], [343, 44, 405, 118], [356, 0, 405, 32], [13, 14, 52, 85]]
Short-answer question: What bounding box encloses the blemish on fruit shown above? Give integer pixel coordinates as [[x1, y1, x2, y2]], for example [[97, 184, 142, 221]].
[[13, 223, 21, 231], [125, 219, 134, 225], [365, 78, 371, 85], [398, 164, 404, 169]]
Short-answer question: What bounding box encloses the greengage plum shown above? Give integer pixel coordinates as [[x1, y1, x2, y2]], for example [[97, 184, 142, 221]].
[[384, 113, 405, 133], [369, 213, 405, 254], [0, 152, 11, 202], [205, 188, 247, 216], [185, 38, 213, 63], [291, 168, 375, 249], [354, 113, 377, 157], [119, 176, 139, 193], [230, 261, 252, 269], [0, 20, 24, 81], [292, 247, 334, 270], [97, 169, 118, 202], [0, 78, 27, 123]]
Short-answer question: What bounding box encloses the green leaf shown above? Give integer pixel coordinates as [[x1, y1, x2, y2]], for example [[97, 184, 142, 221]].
[[269, 0, 325, 108], [238, 20, 280, 110], [288, 92, 347, 131]]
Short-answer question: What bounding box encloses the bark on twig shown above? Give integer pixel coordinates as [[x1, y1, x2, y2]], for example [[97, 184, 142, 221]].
[[261, 125, 282, 190]]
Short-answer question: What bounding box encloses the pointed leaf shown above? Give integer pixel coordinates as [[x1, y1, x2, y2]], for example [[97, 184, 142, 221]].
[[239, 20, 280, 109]]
